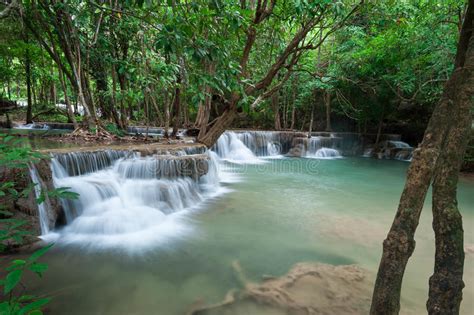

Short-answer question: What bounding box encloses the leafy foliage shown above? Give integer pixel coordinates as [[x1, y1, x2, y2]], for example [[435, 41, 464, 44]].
[[0, 135, 78, 314]]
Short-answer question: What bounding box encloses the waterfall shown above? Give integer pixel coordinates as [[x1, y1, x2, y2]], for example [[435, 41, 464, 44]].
[[212, 131, 288, 163], [16, 122, 50, 130], [29, 165, 51, 235], [53, 150, 133, 176], [363, 148, 373, 157], [388, 140, 411, 148], [212, 132, 264, 164], [127, 126, 164, 135], [41, 149, 223, 251], [312, 148, 342, 159], [394, 150, 413, 161], [305, 137, 342, 159], [213, 131, 344, 161]]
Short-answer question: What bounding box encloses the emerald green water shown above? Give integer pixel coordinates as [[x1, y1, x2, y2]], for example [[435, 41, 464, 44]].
[[28, 158, 474, 314]]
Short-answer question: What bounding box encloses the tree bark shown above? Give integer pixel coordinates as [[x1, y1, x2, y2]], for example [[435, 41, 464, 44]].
[[370, 4, 474, 314], [163, 90, 171, 138], [308, 103, 314, 137], [427, 5, 474, 314], [375, 103, 385, 145], [324, 90, 332, 132], [272, 91, 281, 130], [150, 93, 164, 127], [25, 45, 33, 124], [171, 75, 182, 138], [290, 76, 297, 130], [197, 105, 238, 147], [58, 66, 77, 128]]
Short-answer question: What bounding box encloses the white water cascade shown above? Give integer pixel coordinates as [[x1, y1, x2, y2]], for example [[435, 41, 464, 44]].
[[29, 166, 51, 235], [213, 132, 265, 164], [212, 131, 289, 163], [388, 140, 411, 149], [305, 137, 342, 159], [40, 149, 224, 251], [389, 140, 413, 161], [16, 122, 50, 130]]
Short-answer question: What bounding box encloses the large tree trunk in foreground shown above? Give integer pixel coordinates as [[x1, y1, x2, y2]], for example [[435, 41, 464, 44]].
[[196, 89, 212, 139], [197, 107, 237, 147], [427, 5, 474, 314], [370, 5, 474, 314]]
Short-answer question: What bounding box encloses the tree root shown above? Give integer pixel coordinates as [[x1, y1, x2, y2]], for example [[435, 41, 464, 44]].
[[187, 261, 373, 315]]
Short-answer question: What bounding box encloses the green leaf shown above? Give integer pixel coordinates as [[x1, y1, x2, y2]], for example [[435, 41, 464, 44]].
[[29, 263, 48, 277], [28, 244, 53, 262], [0, 302, 10, 314], [18, 298, 50, 315], [18, 295, 36, 302], [7, 258, 27, 271], [0, 210, 12, 216], [4, 269, 23, 294]]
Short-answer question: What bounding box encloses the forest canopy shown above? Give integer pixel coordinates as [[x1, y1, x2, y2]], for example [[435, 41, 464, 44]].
[[0, 0, 467, 145]]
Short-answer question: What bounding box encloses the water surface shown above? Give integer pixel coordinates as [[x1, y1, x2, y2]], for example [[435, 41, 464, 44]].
[[26, 157, 474, 314]]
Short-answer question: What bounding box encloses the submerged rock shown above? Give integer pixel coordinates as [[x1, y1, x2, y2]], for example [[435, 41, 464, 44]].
[[187, 262, 373, 315]]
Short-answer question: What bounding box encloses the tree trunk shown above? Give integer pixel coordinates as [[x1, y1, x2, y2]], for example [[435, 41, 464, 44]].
[[150, 93, 164, 127], [375, 103, 385, 145], [272, 91, 281, 130], [290, 103, 296, 130], [308, 104, 314, 137], [16, 78, 20, 98], [50, 80, 57, 106], [6, 78, 11, 99], [325, 90, 332, 132], [290, 77, 297, 130], [370, 5, 474, 314], [164, 90, 171, 138], [112, 64, 126, 129], [197, 88, 212, 139], [171, 76, 182, 138], [58, 67, 77, 128], [195, 61, 215, 137], [427, 6, 474, 314], [25, 46, 33, 124], [282, 91, 288, 129], [197, 107, 237, 147], [182, 99, 189, 128]]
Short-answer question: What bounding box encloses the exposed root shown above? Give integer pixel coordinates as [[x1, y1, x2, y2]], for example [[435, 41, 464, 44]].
[[68, 125, 117, 141], [187, 262, 373, 315]]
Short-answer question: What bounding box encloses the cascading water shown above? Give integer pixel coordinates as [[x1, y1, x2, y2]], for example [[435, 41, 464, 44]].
[[394, 150, 413, 161], [29, 165, 51, 234], [388, 140, 411, 148], [34, 130, 350, 249], [213, 131, 344, 162], [40, 149, 224, 251], [213, 132, 265, 164], [212, 131, 287, 163], [16, 122, 50, 130], [305, 137, 342, 159], [127, 126, 164, 136]]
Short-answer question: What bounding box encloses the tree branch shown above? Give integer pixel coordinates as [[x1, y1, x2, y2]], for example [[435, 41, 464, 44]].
[[0, 0, 18, 19]]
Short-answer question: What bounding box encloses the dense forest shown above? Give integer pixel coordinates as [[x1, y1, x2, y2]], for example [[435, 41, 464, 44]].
[[0, 1, 473, 315], [0, 1, 468, 144]]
